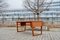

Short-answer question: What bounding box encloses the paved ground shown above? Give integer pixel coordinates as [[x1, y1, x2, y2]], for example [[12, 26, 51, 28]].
[[0, 27, 60, 40]]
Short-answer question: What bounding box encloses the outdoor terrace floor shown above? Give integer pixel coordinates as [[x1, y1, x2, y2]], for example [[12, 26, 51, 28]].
[[0, 27, 60, 40]]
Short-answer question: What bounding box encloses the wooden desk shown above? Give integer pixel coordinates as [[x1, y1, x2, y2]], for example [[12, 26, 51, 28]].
[[16, 21, 43, 36]]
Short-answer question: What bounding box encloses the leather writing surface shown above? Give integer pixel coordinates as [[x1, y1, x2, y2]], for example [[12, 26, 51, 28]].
[[21, 22, 26, 26]]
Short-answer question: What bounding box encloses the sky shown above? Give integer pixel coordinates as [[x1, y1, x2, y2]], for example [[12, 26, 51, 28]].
[[5, 0, 25, 10], [5, 0, 60, 10]]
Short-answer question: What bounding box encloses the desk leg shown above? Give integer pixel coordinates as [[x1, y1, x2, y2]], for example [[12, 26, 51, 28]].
[[32, 27, 34, 36], [41, 26, 42, 34], [16, 23, 18, 32]]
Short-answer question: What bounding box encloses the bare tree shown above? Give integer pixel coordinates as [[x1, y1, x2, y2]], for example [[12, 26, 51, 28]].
[[24, 0, 52, 21], [0, 0, 8, 23], [0, 0, 8, 9]]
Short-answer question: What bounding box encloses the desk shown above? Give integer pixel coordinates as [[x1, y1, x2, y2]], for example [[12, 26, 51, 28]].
[[16, 21, 43, 36]]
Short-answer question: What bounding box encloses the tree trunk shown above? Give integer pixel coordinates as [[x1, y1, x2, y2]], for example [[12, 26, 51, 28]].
[[34, 13, 36, 21], [37, 13, 40, 21]]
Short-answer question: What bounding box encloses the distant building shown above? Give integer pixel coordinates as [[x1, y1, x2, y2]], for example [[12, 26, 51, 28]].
[[0, 1, 60, 22]]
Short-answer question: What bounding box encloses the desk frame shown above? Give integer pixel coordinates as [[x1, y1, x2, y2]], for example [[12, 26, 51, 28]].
[[16, 21, 43, 36]]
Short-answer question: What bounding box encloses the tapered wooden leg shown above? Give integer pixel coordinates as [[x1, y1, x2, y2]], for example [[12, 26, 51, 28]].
[[17, 26, 18, 32], [16, 23, 18, 32], [41, 26, 42, 34], [32, 27, 34, 36], [31, 22, 35, 36]]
